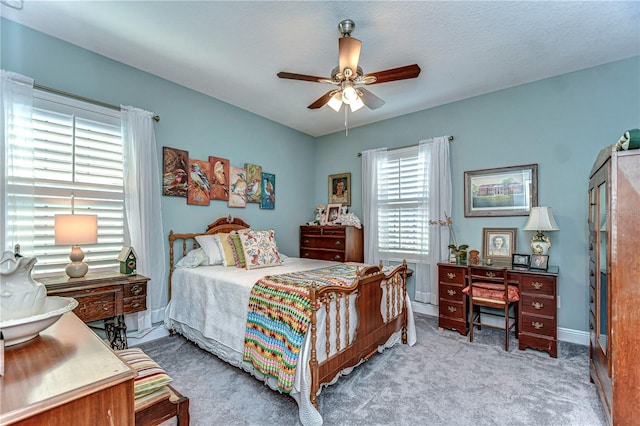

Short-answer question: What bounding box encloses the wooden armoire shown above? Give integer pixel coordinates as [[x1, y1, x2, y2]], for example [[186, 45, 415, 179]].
[[588, 146, 640, 425]]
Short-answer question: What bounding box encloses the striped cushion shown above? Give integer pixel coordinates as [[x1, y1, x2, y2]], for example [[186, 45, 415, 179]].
[[117, 348, 173, 398]]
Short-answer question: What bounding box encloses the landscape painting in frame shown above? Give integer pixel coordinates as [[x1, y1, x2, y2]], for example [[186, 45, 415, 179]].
[[162, 146, 188, 197], [187, 158, 211, 206], [464, 164, 538, 217], [244, 163, 262, 204], [228, 165, 247, 208], [208, 156, 230, 201], [261, 172, 275, 210]]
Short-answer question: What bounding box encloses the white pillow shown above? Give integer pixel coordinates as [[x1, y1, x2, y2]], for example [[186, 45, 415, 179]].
[[175, 247, 209, 268], [195, 234, 225, 265]]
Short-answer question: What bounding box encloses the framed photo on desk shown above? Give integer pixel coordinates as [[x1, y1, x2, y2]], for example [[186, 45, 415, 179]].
[[529, 254, 549, 270], [512, 253, 530, 268]]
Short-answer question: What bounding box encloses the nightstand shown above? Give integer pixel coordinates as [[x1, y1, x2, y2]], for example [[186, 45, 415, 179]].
[[38, 271, 149, 350]]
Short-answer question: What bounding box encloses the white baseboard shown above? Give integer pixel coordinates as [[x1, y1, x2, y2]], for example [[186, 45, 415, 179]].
[[411, 301, 589, 346], [127, 324, 170, 346]]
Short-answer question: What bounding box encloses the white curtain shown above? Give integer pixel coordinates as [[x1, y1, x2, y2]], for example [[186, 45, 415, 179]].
[[361, 147, 387, 264], [419, 137, 451, 305], [1, 70, 35, 254], [121, 106, 166, 330]]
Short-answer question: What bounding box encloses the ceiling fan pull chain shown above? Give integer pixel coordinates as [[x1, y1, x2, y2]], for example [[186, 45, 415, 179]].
[[345, 106, 349, 136]]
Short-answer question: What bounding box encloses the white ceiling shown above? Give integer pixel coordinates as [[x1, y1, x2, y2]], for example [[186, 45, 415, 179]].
[[2, 1, 639, 137]]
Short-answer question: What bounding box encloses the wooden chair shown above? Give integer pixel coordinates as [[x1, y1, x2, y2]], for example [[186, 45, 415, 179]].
[[464, 265, 520, 351], [135, 384, 189, 426]]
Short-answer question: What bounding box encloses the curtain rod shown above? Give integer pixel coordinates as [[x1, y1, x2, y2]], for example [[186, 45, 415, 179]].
[[34, 83, 160, 122], [357, 135, 454, 157]]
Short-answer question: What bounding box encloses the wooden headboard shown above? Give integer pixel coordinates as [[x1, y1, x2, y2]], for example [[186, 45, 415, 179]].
[[167, 215, 250, 299]]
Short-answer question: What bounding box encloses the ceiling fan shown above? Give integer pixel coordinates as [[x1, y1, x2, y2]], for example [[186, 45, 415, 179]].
[[277, 19, 421, 113]]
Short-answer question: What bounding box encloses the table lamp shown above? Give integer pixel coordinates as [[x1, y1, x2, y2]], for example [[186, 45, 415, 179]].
[[55, 214, 98, 278], [523, 206, 559, 255]]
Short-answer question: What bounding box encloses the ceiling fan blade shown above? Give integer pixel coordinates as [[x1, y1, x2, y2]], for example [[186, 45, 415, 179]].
[[357, 88, 385, 110], [277, 72, 330, 83], [364, 64, 421, 85], [339, 37, 362, 75], [308, 90, 336, 109]]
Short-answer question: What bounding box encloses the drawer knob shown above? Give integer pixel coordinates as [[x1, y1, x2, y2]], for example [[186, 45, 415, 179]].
[[485, 272, 496, 278], [447, 273, 456, 279], [303, 239, 309, 246], [447, 306, 457, 313], [335, 241, 341, 247], [334, 255, 342, 261], [532, 281, 543, 290], [132, 302, 140, 308], [103, 304, 110, 311], [132, 285, 142, 295], [532, 321, 544, 330], [304, 253, 310, 257], [447, 289, 456, 296], [532, 301, 544, 310]]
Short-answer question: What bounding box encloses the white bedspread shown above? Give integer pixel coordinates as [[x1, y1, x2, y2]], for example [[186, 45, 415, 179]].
[[165, 257, 416, 425]]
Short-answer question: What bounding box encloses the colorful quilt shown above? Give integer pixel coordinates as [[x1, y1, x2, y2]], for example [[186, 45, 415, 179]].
[[242, 264, 360, 392]]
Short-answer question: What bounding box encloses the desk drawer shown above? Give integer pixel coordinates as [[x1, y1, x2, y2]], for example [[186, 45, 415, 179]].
[[438, 266, 466, 285], [439, 300, 465, 321], [124, 296, 146, 313], [520, 275, 555, 296], [124, 282, 147, 298], [521, 312, 556, 338], [73, 292, 119, 322], [520, 294, 555, 317], [440, 283, 464, 302]]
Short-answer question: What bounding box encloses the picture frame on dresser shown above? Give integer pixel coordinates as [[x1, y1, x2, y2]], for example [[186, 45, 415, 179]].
[[323, 204, 341, 225]]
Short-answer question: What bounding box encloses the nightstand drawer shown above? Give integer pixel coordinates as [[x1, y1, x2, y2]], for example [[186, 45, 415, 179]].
[[73, 291, 119, 322], [124, 296, 146, 313], [520, 275, 555, 296], [438, 266, 466, 285], [520, 294, 555, 317]]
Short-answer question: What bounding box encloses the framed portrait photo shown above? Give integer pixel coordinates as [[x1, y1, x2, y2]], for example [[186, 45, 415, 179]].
[[512, 253, 530, 268], [530, 254, 549, 270], [323, 203, 342, 225], [328, 173, 351, 206], [482, 227, 517, 262], [464, 164, 538, 217]]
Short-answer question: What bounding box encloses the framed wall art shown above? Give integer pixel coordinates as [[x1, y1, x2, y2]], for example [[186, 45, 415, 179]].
[[260, 172, 275, 210], [208, 156, 230, 201], [162, 147, 189, 197], [228, 165, 247, 208], [245, 163, 262, 204], [328, 173, 351, 206], [482, 227, 517, 262], [464, 164, 538, 217], [186, 158, 211, 206]]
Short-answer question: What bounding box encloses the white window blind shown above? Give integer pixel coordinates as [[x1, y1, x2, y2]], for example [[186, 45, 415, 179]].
[[8, 90, 125, 275], [377, 146, 429, 261]]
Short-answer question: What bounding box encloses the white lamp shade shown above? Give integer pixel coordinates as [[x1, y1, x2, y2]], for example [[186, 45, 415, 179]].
[[523, 207, 560, 231], [55, 214, 98, 245], [349, 95, 364, 112]]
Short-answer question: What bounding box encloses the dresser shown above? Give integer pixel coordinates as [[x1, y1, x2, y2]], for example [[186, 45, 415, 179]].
[[38, 271, 149, 350], [1, 312, 135, 425], [588, 146, 640, 425], [299, 225, 364, 262], [437, 263, 559, 357]]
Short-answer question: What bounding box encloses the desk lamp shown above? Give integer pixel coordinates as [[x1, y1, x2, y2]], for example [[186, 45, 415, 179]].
[[55, 214, 98, 278]]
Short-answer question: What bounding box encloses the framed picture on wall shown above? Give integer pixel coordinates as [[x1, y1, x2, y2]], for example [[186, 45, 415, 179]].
[[328, 173, 351, 206], [482, 227, 517, 262], [162, 147, 189, 197]]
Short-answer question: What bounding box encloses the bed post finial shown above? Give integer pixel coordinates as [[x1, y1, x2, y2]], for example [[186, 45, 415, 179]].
[[379, 260, 384, 271], [226, 214, 233, 223]]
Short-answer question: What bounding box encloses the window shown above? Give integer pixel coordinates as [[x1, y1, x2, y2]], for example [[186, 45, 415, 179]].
[[6, 90, 125, 275], [376, 146, 429, 261]]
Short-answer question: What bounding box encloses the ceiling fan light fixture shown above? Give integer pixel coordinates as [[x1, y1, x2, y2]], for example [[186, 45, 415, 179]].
[[349, 95, 364, 112], [342, 84, 357, 104], [328, 92, 343, 112]]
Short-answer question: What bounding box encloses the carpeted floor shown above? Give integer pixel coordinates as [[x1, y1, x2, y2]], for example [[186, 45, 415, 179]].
[[139, 313, 605, 426]]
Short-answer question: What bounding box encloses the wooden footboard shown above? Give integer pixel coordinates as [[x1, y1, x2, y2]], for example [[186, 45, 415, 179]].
[[308, 261, 408, 407]]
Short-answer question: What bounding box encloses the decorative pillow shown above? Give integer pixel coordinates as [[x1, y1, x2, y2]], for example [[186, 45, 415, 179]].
[[238, 229, 282, 270], [227, 233, 246, 268], [116, 348, 172, 398], [175, 247, 209, 268], [194, 234, 224, 265], [215, 232, 237, 267]]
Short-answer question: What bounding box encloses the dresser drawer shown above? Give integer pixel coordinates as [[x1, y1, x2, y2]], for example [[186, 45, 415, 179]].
[[439, 300, 465, 321], [300, 226, 323, 236], [301, 236, 346, 250], [438, 266, 466, 285], [520, 294, 555, 317], [124, 281, 147, 298], [521, 312, 556, 337], [520, 275, 555, 296], [301, 249, 343, 262], [73, 291, 119, 322], [124, 296, 146, 313]]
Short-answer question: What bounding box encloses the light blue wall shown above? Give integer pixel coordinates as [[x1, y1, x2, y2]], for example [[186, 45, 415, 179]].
[[3, 18, 639, 333], [313, 56, 640, 332], [1, 18, 316, 257]]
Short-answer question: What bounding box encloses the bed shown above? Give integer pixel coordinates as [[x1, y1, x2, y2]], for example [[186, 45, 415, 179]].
[[165, 216, 416, 425]]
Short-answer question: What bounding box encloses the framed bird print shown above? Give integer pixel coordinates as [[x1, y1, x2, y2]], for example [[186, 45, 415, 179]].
[[162, 147, 188, 197], [228, 165, 247, 208], [187, 158, 211, 206], [209, 156, 230, 201], [261, 172, 275, 210], [244, 163, 262, 204]]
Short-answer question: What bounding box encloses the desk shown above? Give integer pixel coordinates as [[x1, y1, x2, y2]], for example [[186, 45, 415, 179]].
[[437, 263, 559, 357], [0, 313, 135, 425], [38, 271, 149, 350]]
